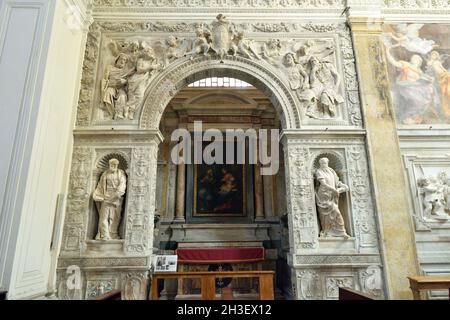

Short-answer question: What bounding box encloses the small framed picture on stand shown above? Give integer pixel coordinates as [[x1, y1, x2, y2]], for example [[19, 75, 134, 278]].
[[153, 255, 178, 272]]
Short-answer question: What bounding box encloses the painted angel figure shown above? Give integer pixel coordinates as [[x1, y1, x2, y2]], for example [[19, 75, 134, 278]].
[[388, 24, 438, 55], [427, 51, 450, 119]]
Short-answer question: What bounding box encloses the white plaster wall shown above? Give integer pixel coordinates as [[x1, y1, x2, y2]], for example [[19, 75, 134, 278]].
[[0, 0, 88, 299]]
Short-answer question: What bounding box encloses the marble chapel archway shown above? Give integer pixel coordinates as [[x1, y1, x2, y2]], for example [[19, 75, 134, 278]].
[[57, 16, 386, 300]]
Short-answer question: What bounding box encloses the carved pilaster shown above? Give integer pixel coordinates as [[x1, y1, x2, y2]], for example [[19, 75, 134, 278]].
[[61, 147, 93, 257], [124, 142, 160, 255], [283, 137, 318, 253]]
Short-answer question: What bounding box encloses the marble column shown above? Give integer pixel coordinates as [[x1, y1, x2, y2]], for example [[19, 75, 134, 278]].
[[254, 163, 265, 221], [348, 16, 420, 299], [175, 153, 186, 222]]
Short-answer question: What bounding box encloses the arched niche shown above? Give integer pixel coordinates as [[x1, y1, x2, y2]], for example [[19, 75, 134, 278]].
[[88, 151, 131, 241], [310, 150, 353, 238]]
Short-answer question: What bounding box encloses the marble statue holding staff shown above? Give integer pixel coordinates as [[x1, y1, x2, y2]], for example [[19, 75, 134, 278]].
[[93, 159, 127, 240], [314, 157, 350, 238]]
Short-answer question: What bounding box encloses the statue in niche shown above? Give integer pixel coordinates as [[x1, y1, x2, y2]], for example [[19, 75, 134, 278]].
[[125, 49, 162, 120], [417, 175, 448, 220], [231, 31, 260, 60], [261, 39, 282, 65], [101, 53, 134, 120], [93, 159, 127, 240], [308, 56, 344, 118], [314, 157, 350, 238]]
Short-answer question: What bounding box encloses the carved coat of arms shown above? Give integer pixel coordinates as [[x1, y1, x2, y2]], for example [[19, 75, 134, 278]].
[[210, 14, 234, 60]]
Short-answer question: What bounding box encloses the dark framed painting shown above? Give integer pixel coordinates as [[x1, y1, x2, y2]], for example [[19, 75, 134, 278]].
[[193, 163, 246, 217]]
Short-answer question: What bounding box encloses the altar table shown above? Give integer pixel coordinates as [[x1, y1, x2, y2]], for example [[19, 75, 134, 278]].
[[151, 271, 274, 300]]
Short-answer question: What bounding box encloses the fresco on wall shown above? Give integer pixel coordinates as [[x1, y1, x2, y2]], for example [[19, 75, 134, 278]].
[[383, 24, 450, 125]]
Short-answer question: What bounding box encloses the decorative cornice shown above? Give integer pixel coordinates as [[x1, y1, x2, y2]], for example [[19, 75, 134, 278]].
[[347, 17, 384, 34], [64, 0, 94, 31]]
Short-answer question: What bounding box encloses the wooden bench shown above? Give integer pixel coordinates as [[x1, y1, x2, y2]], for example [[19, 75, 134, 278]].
[[151, 271, 274, 300], [408, 276, 450, 300]]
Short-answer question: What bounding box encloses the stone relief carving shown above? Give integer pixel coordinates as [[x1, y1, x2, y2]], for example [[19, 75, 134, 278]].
[[92, 0, 346, 9], [123, 272, 148, 300], [100, 41, 163, 120], [285, 145, 318, 250], [417, 171, 450, 221], [283, 45, 344, 120], [298, 270, 320, 300], [93, 158, 127, 240], [76, 17, 360, 127], [314, 157, 350, 238], [57, 272, 83, 300], [359, 266, 383, 298], [347, 146, 378, 248], [261, 39, 282, 65], [125, 146, 158, 254], [382, 0, 450, 10], [85, 279, 115, 300], [62, 147, 92, 254], [326, 276, 354, 298]]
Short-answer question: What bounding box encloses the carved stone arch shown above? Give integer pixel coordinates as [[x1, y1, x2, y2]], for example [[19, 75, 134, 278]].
[[139, 55, 301, 130]]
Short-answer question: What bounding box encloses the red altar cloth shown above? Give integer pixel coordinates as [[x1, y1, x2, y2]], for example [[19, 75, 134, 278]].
[[176, 248, 265, 264]]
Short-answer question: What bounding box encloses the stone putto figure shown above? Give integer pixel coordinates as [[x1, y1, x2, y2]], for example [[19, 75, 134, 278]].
[[231, 31, 260, 60], [261, 39, 282, 65], [417, 175, 448, 220], [189, 26, 212, 57], [93, 159, 127, 240], [314, 157, 350, 238]]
